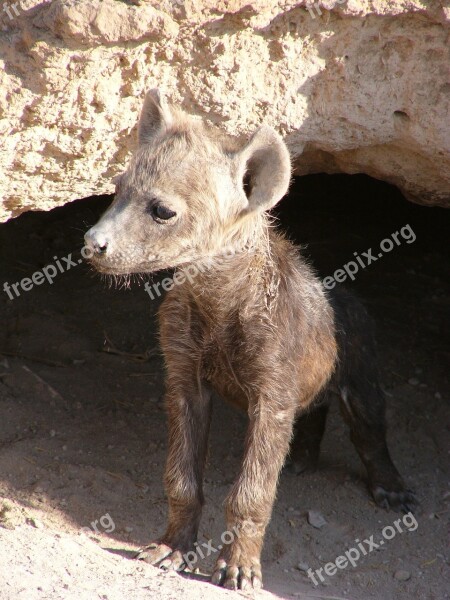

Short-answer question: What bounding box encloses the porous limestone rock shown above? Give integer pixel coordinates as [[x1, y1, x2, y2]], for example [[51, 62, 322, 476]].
[[0, 0, 448, 221]]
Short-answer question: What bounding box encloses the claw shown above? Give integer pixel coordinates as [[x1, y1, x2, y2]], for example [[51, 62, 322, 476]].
[[211, 558, 227, 586], [136, 542, 178, 567]]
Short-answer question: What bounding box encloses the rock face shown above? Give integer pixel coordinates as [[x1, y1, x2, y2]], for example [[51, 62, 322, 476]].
[[0, 0, 448, 221]]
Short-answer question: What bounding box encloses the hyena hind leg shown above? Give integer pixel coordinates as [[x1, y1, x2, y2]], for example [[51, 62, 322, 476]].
[[331, 286, 417, 513], [339, 381, 417, 513]]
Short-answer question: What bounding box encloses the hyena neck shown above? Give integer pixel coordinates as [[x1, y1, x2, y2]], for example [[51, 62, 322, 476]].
[[181, 217, 282, 318]]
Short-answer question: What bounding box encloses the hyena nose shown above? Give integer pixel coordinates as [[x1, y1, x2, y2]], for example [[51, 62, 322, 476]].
[[84, 228, 109, 256]]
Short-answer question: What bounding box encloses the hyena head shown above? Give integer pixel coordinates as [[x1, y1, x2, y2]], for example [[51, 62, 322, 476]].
[[85, 89, 291, 275]]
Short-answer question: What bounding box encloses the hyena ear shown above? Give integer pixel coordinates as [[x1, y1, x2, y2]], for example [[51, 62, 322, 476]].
[[237, 126, 291, 214], [138, 89, 173, 146]]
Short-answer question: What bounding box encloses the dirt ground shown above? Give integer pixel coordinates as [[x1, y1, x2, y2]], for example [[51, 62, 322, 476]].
[[0, 175, 448, 600]]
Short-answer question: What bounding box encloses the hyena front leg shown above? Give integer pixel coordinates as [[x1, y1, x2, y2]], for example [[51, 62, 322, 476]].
[[138, 379, 212, 570], [212, 397, 295, 590]]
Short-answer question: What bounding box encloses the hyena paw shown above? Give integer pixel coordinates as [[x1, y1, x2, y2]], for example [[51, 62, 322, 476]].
[[136, 542, 187, 571], [370, 479, 418, 514], [211, 552, 262, 591]]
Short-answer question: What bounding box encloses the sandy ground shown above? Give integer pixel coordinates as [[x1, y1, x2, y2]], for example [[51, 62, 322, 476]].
[[0, 175, 448, 600]]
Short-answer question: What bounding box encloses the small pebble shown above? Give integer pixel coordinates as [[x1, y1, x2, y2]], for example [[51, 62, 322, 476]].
[[124, 526, 134, 533], [435, 392, 442, 400], [26, 517, 43, 529], [307, 510, 327, 529], [408, 378, 419, 386], [50, 429, 56, 437], [296, 562, 309, 572], [394, 569, 411, 581]]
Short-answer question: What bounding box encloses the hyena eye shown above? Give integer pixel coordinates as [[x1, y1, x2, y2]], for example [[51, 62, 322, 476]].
[[151, 203, 177, 222]]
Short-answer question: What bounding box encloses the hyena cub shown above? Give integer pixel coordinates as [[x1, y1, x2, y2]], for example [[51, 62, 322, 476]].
[[85, 90, 416, 590]]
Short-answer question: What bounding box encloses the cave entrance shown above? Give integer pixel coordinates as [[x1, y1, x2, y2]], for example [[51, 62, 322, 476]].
[[0, 174, 448, 599]]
